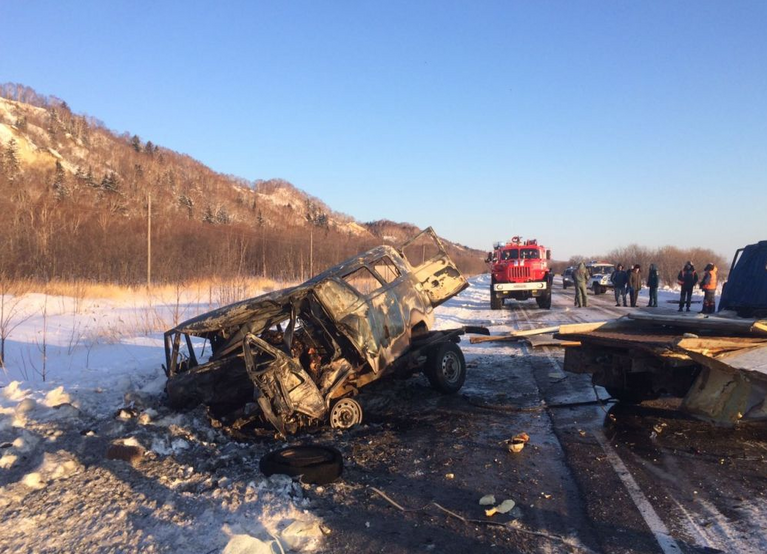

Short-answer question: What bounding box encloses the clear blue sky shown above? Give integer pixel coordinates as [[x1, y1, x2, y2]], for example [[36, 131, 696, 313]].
[[2, 1, 765, 259]]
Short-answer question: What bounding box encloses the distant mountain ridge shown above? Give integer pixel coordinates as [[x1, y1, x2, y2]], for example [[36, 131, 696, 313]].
[[0, 84, 485, 283]]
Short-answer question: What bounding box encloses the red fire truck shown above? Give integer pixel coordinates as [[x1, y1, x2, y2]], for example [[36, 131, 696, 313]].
[[488, 237, 553, 310]]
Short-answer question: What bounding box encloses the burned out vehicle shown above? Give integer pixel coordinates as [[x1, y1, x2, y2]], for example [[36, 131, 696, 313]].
[[163, 228, 480, 437]]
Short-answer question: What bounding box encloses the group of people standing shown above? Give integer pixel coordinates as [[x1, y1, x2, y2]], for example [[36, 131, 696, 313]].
[[609, 263, 658, 307], [570, 261, 718, 313], [677, 261, 718, 313]]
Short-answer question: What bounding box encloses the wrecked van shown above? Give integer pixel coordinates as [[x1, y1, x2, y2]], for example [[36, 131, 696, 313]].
[[163, 228, 479, 437]]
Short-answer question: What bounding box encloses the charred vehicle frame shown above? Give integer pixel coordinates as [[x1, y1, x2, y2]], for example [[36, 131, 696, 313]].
[[163, 228, 483, 437]]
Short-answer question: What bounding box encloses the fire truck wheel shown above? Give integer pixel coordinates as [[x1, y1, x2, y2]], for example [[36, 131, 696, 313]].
[[490, 289, 502, 310], [536, 292, 552, 310], [425, 342, 466, 394]]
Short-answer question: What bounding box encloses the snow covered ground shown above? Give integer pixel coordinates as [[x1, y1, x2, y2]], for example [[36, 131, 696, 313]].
[[0, 287, 324, 553], [0, 276, 715, 552]]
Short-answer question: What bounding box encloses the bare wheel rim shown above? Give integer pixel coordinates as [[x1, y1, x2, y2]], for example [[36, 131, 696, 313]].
[[441, 351, 461, 384], [330, 398, 363, 429]]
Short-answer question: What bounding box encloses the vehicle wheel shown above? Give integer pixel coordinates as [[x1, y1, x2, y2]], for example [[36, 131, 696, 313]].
[[600, 285, 607, 295], [490, 288, 502, 310], [259, 445, 343, 484], [425, 342, 466, 394], [592, 283, 600, 295], [562, 282, 568, 289], [536, 291, 552, 310], [329, 398, 363, 430]]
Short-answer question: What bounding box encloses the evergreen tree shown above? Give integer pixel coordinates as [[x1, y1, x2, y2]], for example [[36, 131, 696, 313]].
[[179, 194, 194, 218], [46, 108, 60, 139], [86, 167, 98, 188], [131, 135, 142, 153], [216, 206, 231, 224], [52, 160, 69, 200], [3, 139, 20, 183], [100, 171, 120, 193]]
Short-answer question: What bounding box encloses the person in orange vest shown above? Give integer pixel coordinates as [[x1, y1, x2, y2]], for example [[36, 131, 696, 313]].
[[700, 263, 718, 314], [677, 262, 698, 312]]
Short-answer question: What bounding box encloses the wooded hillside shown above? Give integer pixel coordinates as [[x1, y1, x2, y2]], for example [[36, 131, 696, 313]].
[[0, 84, 486, 284]]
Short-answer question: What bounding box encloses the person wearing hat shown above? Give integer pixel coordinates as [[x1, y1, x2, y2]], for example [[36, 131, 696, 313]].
[[628, 264, 642, 307], [573, 261, 590, 308], [647, 264, 660, 307], [610, 264, 629, 307], [677, 261, 698, 312], [700, 263, 718, 314]]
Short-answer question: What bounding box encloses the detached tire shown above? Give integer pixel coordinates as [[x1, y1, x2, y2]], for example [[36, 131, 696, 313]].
[[425, 342, 466, 394], [259, 445, 343, 485]]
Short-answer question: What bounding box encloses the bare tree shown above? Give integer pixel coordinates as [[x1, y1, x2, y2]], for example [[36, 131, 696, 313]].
[[0, 274, 33, 370]]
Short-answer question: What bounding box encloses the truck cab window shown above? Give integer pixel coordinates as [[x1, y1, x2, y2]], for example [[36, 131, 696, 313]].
[[371, 256, 401, 284], [520, 249, 540, 259], [501, 250, 518, 261], [342, 266, 384, 296]]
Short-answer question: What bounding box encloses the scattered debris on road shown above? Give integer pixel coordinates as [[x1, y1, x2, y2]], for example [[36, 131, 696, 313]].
[[505, 432, 530, 453], [479, 494, 496, 506], [485, 498, 516, 516], [470, 322, 607, 345]]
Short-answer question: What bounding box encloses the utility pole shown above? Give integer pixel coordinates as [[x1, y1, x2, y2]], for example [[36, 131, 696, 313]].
[[147, 191, 152, 288]]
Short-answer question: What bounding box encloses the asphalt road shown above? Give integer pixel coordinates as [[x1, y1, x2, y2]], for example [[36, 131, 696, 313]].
[[314, 277, 767, 554]]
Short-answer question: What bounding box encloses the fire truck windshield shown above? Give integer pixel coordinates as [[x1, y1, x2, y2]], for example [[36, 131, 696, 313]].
[[500, 250, 518, 260], [500, 248, 540, 261]]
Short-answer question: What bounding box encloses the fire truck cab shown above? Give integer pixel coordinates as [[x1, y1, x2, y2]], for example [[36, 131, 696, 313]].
[[489, 237, 553, 310]]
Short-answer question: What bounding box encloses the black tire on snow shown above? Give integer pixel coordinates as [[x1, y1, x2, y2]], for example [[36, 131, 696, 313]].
[[259, 445, 343, 484], [592, 283, 601, 295], [425, 342, 466, 394]]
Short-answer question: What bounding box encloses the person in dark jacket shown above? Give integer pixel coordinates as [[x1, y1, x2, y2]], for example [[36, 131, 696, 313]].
[[628, 265, 642, 307], [700, 263, 718, 314], [573, 261, 590, 308], [677, 261, 698, 312], [647, 264, 659, 307], [610, 264, 629, 307]]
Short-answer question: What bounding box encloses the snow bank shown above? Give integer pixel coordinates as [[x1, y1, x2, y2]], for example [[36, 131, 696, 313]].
[[0, 285, 327, 552]]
